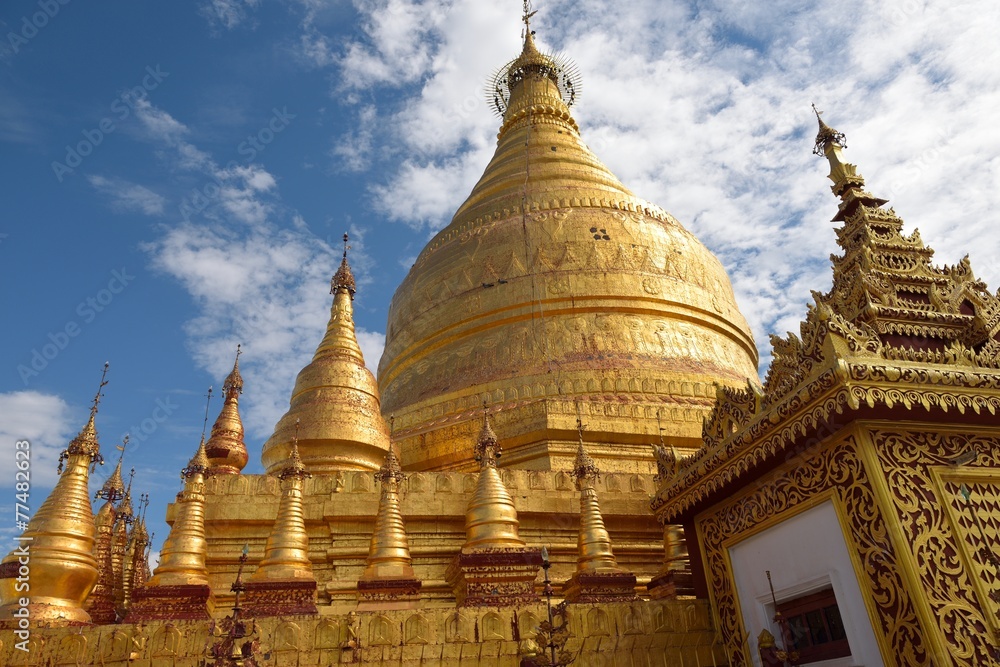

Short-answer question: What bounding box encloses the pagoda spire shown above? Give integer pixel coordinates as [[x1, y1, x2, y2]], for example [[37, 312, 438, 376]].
[[261, 233, 390, 474], [245, 420, 318, 616], [0, 362, 109, 626], [562, 411, 636, 602], [357, 433, 422, 607], [798, 107, 1000, 362], [127, 389, 216, 621], [206, 344, 248, 475], [111, 467, 135, 619], [464, 409, 524, 550], [86, 436, 129, 624], [448, 405, 541, 606], [570, 419, 617, 572]]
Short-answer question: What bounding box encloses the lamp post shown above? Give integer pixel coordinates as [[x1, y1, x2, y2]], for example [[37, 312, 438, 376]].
[[530, 546, 572, 667]]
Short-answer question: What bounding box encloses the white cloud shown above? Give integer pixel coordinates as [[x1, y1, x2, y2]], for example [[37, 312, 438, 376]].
[[87, 175, 166, 215], [145, 221, 384, 441], [134, 98, 190, 145], [0, 391, 76, 491], [198, 0, 261, 31], [314, 0, 1000, 373], [332, 105, 378, 172]]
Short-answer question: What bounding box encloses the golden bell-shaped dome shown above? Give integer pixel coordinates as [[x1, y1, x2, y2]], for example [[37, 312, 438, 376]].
[[378, 27, 758, 472], [262, 241, 391, 474]]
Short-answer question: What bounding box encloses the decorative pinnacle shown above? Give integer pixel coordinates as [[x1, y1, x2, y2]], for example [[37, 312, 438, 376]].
[[96, 436, 128, 502], [812, 103, 847, 156], [331, 232, 357, 298], [375, 444, 405, 486], [279, 418, 310, 479], [201, 386, 214, 441], [117, 468, 136, 526], [522, 0, 537, 37], [183, 387, 213, 478], [571, 409, 599, 481], [224, 344, 244, 395], [474, 402, 501, 467], [62, 362, 110, 467], [90, 361, 110, 419]]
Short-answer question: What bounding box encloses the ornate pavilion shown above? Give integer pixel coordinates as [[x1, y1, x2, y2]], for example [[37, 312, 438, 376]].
[[1, 9, 998, 667]]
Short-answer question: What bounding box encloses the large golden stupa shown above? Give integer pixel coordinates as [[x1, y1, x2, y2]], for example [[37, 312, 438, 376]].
[[379, 28, 758, 473], [3, 7, 999, 667]]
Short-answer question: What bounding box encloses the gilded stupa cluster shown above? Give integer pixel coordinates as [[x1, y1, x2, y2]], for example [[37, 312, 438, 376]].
[[2, 5, 1000, 666]]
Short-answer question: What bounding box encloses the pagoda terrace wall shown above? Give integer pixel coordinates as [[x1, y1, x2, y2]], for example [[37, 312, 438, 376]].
[[0, 599, 727, 666], [199, 470, 666, 610]]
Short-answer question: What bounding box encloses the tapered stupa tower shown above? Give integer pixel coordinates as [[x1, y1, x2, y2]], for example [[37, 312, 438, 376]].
[[262, 235, 391, 474], [245, 421, 318, 616], [0, 364, 109, 626], [357, 441, 421, 608], [379, 12, 758, 473], [447, 409, 541, 606], [205, 345, 248, 475], [128, 393, 216, 621]]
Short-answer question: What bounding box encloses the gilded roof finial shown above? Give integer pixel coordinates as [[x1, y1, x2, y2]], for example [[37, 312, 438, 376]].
[[812, 103, 847, 156], [474, 401, 501, 467], [572, 407, 599, 482], [61, 362, 110, 469], [331, 232, 357, 298], [280, 419, 310, 480], [96, 436, 128, 503], [225, 344, 243, 395], [183, 388, 213, 479], [521, 0, 537, 39]]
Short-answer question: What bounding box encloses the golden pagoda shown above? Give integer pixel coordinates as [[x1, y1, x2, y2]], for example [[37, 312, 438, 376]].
[[127, 421, 215, 621], [244, 421, 318, 616], [7, 6, 1000, 667], [378, 14, 758, 473], [0, 364, 109, 627], [205, 345, 248, 475], [561, 415, 638, 603], [261, 234, 391, 474]]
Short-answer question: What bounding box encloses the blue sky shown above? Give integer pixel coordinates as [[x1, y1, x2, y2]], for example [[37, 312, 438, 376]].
[[2, 0, 999, 565]]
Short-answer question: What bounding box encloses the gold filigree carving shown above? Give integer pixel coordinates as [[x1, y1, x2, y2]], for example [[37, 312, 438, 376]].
[[698, 436, 928, 665]]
